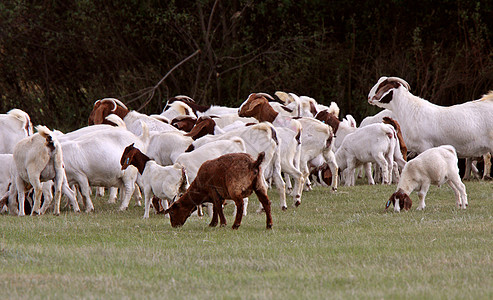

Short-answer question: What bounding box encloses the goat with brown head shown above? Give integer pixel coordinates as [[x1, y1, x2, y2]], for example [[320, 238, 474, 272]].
[[88, 98, 130, 126], [315, 110, 340, 134], [238, 93, 278, 123], [184, 116, 217, 140], [385, 189, 412, 211], [171, 116, 197, 132]]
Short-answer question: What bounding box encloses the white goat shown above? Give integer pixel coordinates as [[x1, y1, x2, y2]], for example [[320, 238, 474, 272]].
[[335, 123, 397, 186], [88, 98, 178, 135], [61, 123, 149, 212], [0, 109, 33, 154], [359, 109, 395, 128], [387, 145, 467, 212], [159, 100, 197, 120], [120, 143, 189, 219], [176, 138, 247, 183], [146, 131, 194, 166], [13, 126, 79, 216], [368, 77, 493, 158], [210, 114, 258, 129], [55, 114, 129, 204]]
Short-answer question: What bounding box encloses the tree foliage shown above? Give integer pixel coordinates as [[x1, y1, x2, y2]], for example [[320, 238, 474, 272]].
[[1, 0, 492, 130]]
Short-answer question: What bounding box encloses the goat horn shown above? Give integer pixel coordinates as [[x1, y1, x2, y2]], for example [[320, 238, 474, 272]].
[[256, 92, 274, 100], [175, 95, 195, 102], [387, 77, 411, 91], [100, 98, 118, 112]]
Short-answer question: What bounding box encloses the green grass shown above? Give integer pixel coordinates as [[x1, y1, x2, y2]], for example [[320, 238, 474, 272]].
[[1, 180, 493, 299]]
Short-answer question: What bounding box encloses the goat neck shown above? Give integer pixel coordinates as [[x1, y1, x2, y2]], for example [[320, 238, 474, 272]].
[[129, 150, 151, 175]]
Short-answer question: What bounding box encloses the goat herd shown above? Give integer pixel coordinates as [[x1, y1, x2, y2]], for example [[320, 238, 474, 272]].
[[1, 76, 491, 229]]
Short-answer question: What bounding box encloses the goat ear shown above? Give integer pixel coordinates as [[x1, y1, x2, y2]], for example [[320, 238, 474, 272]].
[[385, 194, 396, 210], [240, 96, 264, 116], [185, 119, 213, 140]]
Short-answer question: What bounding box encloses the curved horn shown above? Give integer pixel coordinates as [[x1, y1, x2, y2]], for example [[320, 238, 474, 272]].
[[256, 92, 274, 101], [387, 77, 411, 91], [174, 95, 195, 102], [101, 98, 128, 110], [100, 98, 118, 112]]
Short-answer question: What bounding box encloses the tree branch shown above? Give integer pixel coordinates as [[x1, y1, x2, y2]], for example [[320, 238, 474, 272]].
[[123, 49, 201, 111]]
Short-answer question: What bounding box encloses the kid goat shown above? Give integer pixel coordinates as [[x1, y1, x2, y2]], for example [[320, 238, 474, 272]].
[[386, 145, 467, 212], [164, 152, 273, 230], [120, 143, 189, 219]]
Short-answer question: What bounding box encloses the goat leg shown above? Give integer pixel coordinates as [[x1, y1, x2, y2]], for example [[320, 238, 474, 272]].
[[254, 188, 273, 229], [232, 198, 244, 229]]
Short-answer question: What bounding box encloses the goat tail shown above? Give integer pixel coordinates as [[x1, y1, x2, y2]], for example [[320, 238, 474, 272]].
[[8, 109, 33, 136], [35, 125, 64, 169], [139, 121, 150, 152], [441, 145, 458, 156], [254, 152, 265, 170], [382, 117, 400, 130]]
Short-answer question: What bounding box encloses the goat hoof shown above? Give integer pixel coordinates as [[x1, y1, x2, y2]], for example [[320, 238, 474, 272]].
[[209, 222, 218, 227], [232, 224, 240, 230], [294, 201, 301, 207], [266, 224, 273, 229], [281, 206, 287, 211]]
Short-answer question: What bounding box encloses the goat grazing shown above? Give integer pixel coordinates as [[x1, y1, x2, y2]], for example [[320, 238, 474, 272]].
[[164, 152, 273, 229], [386, 145, 467, 212], [120, 143, 189, 219]]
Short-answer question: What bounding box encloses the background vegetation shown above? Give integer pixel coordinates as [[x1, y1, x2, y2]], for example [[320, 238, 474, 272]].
[[1, 0, 492, 131], [1, 181, 492, 299]]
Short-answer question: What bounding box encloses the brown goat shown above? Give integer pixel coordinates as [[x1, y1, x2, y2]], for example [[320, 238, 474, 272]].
[[382, 117, 407, 161], [164, 152, 273, 230]]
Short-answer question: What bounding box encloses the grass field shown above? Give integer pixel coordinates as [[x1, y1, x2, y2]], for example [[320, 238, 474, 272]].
[[1, 180, 493, 299]]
